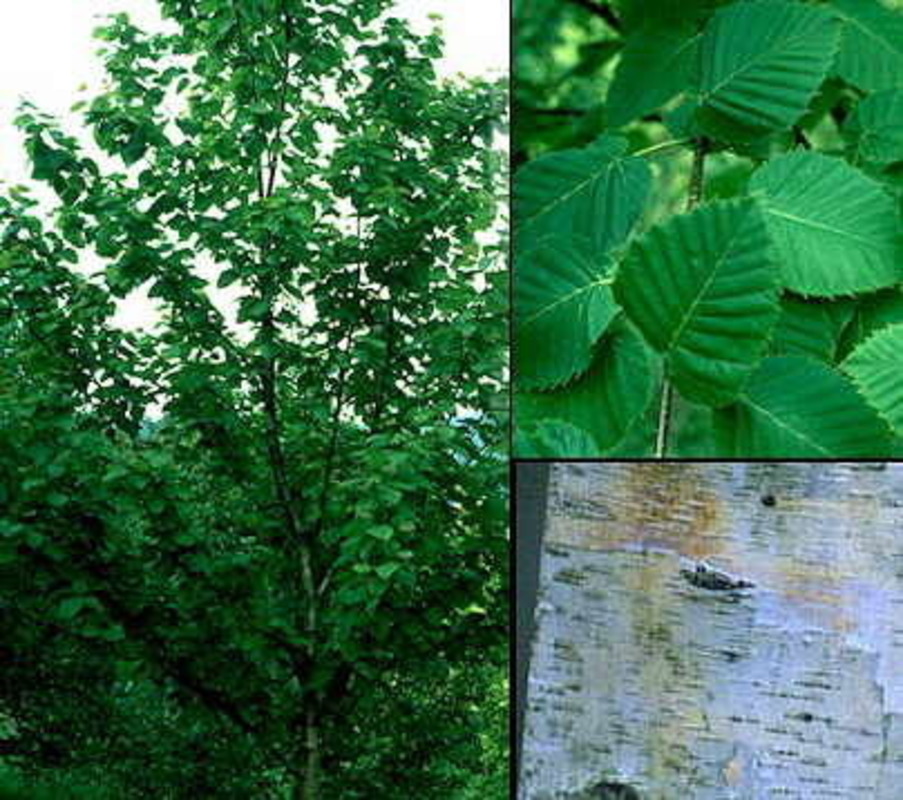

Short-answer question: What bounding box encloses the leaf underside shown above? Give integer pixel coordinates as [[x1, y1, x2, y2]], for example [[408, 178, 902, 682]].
[[698, 0, 840, 133], [515, 235, 618, 391], [614, 198, 779, 407], [715, 355, 891, 457], [843, 323, 903, 434], [750, 151, 902, 297]]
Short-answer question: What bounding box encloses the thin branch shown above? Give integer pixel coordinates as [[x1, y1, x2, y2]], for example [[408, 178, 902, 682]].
[[633, 139, 691, 159], [522, 106, 587, 117], [655, 137, 708, 459], [265, 0, 294, 197]]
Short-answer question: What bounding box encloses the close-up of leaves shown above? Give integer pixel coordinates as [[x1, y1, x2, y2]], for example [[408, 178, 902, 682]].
[[514, 0, 903, 458], [0, 1, 507, 798]]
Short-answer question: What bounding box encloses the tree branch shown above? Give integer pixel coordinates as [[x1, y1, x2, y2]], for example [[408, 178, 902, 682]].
[[655, 138, 707, 459], [27, 511, 259, 737]]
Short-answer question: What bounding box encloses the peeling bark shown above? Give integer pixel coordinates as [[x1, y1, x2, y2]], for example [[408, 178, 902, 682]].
[[520, 463, 903, 799]]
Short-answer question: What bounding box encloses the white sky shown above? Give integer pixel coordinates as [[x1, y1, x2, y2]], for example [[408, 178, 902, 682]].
[[0, 0, 508, 330]]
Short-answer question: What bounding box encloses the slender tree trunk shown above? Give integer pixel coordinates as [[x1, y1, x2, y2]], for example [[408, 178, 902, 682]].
[[520, 462, 903, 799], [303, 706, 320, 800]]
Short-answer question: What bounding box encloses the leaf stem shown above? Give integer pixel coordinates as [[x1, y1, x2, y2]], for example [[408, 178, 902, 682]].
[[633, 139, 691, 159], [654, 379, 674, 459], [655, 137, 708, 458]]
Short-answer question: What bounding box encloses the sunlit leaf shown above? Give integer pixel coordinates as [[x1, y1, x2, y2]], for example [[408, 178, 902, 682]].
[[614, 198, 780, 407], [750, 151, 902, 297], [698, 1, 840, 135], [514, 135, 651, 253], [843, 323, 903, 433], [515, 235, 618, 390]]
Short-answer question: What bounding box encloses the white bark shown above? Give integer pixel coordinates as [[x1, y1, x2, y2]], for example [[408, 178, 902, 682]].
[[520, 463, 903, 799]]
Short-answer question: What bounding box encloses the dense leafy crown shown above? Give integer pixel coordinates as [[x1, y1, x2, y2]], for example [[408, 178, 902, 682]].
[[514, 0, 903, 458], [0, 1, 507, 797]]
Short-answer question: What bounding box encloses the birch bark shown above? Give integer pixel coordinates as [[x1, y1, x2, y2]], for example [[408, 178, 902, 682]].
[[520, 462, 903, 799]]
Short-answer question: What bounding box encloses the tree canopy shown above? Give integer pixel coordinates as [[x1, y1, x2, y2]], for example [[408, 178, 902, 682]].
[[0, 1, 507, 797]]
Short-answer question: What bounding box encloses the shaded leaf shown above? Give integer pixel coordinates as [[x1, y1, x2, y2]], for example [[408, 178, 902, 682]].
[[770, 296, 847, 362], [831, 0, 903, 92], [515, 325, 653, 456], [606, 23, 700, 127], [836, 289, 903, 361], [514, 420, 600, 458], [846, 89, 903, 167], [714, 355, 891, 456]]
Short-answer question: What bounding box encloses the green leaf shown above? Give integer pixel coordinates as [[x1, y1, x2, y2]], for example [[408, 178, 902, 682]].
[[846, 89, 903, 167], [238, 297, 269, 322], [749, 151, 901, 297], [121, 125, 149, 166], [369, 525, 394, 541], [29, 137, 73, 181], [217, 267, 241, 288], [374, 563, 400, 580], [58, 597, 93, 620], [837, 289, 903, 361], [698, 0, 840, 134], [514, 135, 651, 253], [515, 235, 619, 390], [614, 198, 780, 407], [770, 296, 845, 363], [606, 23, 700, 127], [514, 420, 600, 458], [714, 355, 891, 456], [615, 0, 729, 29], [831, 0, 903, 92], [515, 325, 653, 456], [843, 323, 903, 433]]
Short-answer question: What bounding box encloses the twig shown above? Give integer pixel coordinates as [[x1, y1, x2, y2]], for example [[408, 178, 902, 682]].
[[633, 139, 690, 158], [655, 137, 707, 459], [522, 106, 587, 117]]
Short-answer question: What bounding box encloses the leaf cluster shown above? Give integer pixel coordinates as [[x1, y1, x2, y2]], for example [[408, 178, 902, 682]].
[[515, 0, 903, 457]]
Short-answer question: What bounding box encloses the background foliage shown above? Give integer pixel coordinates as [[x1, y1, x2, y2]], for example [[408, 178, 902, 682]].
[[0, 1, 507, 797], [514, 0, 903, 457]]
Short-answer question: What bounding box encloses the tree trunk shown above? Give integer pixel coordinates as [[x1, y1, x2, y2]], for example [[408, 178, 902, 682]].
[[303, 706, 320, 800], [290, 705, 320, 800], [519, 462, 903, 799]]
